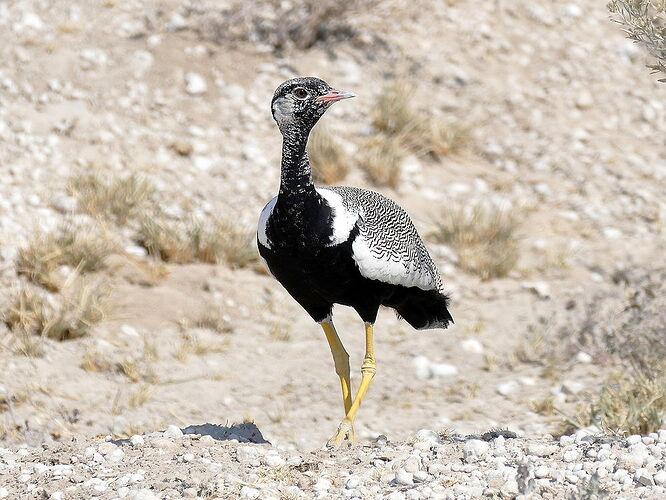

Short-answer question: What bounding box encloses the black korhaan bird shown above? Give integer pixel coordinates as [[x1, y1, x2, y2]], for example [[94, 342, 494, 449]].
[[258, 77, 453, 446]]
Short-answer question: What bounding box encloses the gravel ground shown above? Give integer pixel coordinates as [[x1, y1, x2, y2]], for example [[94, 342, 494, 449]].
[[1, 0, 665, 498], [1, 425, 665, 499]]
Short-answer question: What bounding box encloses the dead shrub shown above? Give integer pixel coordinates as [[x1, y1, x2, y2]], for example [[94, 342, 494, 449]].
[[431, 201, 520, 280], [371, 80, 469, 158], [308, 124, 349, 184], [195, 0, 375, 51], [16, 225, 113, 291], [357, 133, 406, 188], [137, 215, 256, 268], [609, 0, 666, 81], [552, 269, 666, 434], [2, 278, 110, 342], [68, 171, 154, 224]]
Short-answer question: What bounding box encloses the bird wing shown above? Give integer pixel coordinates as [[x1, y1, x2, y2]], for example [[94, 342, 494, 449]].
[[322, 186, 443, 292]]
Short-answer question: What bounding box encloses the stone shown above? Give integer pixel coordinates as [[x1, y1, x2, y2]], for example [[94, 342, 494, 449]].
[[413, 470, 429, 482], [414, 429, 441, 444], [237, 446, 259, 463], [394, 468, 414, 485], [239, 486, 260, 499], [653, 470, 666, 485], [163, 425, 183, 439], [561, 380, 585, 395], [626, 435, 642, 446], [262, 451, 285, 467], [496, 380, 520, 396], [634, 469, 654, 486], [461, 339, 484, 354], [129, 435, 144, 446], [185, 72, 207, 95], [0, 489, 8, 499], [314, 477, 332, 491], [387, 492, 406, 500], [464, 440, 490, 459]]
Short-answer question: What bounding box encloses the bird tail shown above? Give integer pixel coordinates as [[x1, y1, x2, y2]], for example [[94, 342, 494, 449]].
[[394, 289, 453, 330]]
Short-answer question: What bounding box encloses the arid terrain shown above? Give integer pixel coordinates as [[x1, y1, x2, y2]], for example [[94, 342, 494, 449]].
[[0, 0, 665, 498]]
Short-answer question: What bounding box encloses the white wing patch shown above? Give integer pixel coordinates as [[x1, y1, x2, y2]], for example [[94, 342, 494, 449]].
[[351, 235, 439, 291], [317, 188, 358, 246], [257, 196, 277, 248]]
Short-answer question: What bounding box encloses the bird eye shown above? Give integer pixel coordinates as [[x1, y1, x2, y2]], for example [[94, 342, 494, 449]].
[[293, 87, 308, 99]]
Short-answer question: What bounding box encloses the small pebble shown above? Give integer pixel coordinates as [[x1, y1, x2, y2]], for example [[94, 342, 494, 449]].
[[163, 425, 183, 439]]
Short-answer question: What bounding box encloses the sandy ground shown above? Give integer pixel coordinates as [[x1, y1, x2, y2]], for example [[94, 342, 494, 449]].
[[0, 0, 665, 498]]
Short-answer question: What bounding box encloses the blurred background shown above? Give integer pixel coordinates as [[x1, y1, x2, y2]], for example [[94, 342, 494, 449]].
[[0, 0, 664, 449]]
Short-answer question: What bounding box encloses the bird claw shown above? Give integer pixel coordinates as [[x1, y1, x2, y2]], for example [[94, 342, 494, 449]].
[[326, 419, 356, 449]]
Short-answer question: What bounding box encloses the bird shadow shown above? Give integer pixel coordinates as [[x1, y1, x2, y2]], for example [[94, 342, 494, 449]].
[[113, 422, 270, 446]]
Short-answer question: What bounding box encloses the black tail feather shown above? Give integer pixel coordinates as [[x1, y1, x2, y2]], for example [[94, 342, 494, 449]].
[[394, 288, 453, 330]]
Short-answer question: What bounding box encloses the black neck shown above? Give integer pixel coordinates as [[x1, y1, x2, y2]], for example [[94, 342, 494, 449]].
[[278, 129, 316, 200]]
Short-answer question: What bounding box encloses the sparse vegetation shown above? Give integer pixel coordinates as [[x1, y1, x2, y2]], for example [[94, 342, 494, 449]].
[[137, 215, 257, 268], [195, 0, 374, 51], [16, 225, 113, 291], [431, 200, 520, 280], [308, 124, 349, 184], [609, 0, 666, 81], [68, 171, 155, 224], [553, 269, 666, 434], [371, 80, 469, 158], [187, 308, 233, 334], [2, 278, 110, 343], [357, 133, 406, 188]]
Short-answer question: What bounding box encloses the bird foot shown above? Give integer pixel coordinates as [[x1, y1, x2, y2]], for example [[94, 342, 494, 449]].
[[326, 419, 356, 449]]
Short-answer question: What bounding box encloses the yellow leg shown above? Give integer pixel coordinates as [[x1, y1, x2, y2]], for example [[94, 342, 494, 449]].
[[327, 322, 376, 448], [320, 319, 352, 416]]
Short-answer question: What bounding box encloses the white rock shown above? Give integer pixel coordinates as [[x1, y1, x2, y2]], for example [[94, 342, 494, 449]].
[[345, 477, 359, 489], [413, 470, 429, 482], [534, 466, 550, 479], [654, 470, 666, 485], [0, 489, 8, 499], [634, 468, 654, 486], [128, 489, 160, 500], [49, 493, 62, 500], [561, 380, 585, 395], [130, 435, 144, 446], [626, 435, 642, 445], [430, 362, 458, 377], [575, 351, 592, 363], [521, 281, 551, 299], [314, 477, 332, 491], [237, 446, 259, 462], [239, 486, 260, 499], [387, 492, 406, 500], [617, 451, 645, 471], [163, 425, 183, 438], [185, 72, 207, 95], [657, 430, 666, 443], [98, 442, 120, 456], [562, 448, 580, 462], [262, 451, 285, 467], [496, 380, 520, 396], [461, 338, 484, 354], [394, 468, 414, 485], [464, 440, 490, 459], [414, 429, 441, 444]]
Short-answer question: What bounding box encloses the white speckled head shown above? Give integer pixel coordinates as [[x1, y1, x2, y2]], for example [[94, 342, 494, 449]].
[[271, 77, 355, 136]]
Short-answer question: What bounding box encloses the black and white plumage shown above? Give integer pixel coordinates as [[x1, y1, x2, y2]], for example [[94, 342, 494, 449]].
[[257, 77, 452, 445], [258, 77, 452, 330]]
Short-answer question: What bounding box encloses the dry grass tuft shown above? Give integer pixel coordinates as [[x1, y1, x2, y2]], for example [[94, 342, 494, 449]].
[[68, 171, 154, 224], [138, 215, 257, 268], [174, 329, 229, 362], [2, 278, 110, 342], [553, 269, 666, 435], [432, 201, 520, 280], [16, 225, 113, 291], [357, 133, 406, 188], [371, 80, 469, 158], [308, 124, 349, 184], [188, 308, 233, 334]]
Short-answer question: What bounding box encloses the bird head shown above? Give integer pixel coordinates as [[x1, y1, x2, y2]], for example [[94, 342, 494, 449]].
[[271, 77, 355, 137]]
